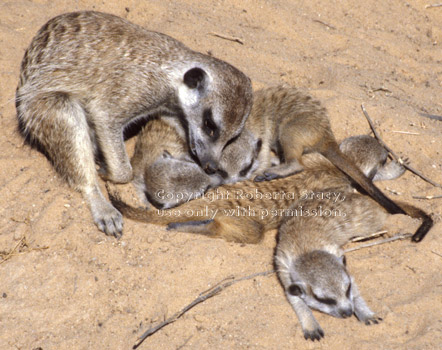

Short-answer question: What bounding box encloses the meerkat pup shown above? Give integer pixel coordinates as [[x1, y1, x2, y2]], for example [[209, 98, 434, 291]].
[[275, 193, 385, 341], [16, 11, 252, 237], [131, 114, 263, 208], [108, 135, 432, 243], [131, 117, 222, 209], [217, 86, 431, 241]]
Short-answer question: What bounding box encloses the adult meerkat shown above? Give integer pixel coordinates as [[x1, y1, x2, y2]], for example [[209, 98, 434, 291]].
[[217, 86, 430, 241], [131, 117, 222, 209], [275, 193, 385, 341], [108, 135, 432, 243], [16, 11, 253, 237]]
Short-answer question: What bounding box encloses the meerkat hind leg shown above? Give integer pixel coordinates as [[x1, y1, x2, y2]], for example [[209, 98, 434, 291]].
[[255, 138, 304, 182], [21, 92, 123, 237]]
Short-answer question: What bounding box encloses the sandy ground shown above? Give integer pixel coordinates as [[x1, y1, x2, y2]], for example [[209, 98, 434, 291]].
[[1, 1, 442, 349]]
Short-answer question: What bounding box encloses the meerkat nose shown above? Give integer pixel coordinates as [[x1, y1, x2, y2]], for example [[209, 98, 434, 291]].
[[339, 307, 353, 318], [203, 161, 218, 175]]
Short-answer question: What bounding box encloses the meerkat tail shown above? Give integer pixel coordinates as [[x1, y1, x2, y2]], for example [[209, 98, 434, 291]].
[[396, 201, 433, 242], [322, 144, 433, 242]]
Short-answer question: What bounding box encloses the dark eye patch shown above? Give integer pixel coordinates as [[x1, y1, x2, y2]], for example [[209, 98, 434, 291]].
[[202, 109, 219, 141], [313, 293, 337, 306], [346, 284, 351, 298], [217, 169, 228, 179], [288, 284, 303, 296], [239, 159, 254, 177]]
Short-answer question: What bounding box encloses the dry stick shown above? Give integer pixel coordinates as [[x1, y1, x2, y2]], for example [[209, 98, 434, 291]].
[[360, 104, 442, 188], [350, 230, 388, 242], [312, 19, 336, 30], [412, 194, 442, 200], [391, 131, 420, 135], [425, 3, 442, 8], [0, 236, 26, 264], [208, 32, 244, 45], [431, 250, 442, 259], [133, 270, 275, 349], [419, 113, 442, 121], [176, 335, 193, 350], [345, 233, 413, 253]]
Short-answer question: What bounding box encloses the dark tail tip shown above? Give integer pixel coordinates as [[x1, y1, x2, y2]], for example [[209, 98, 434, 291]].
[[411, 216, 434, 242]]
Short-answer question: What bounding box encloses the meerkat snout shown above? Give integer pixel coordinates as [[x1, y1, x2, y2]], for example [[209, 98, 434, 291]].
[[283, 251, 355, 319]]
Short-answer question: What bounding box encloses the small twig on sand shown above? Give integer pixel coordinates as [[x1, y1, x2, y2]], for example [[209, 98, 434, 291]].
[[412, 194, 442, 200], [345, 233, 412, 253], [312, 19, 336, 30], [0, 235, 49, 265], [419, 113, 442, 121], [431, 250, 442, 259], [350, 230, 388, 242], [360, 104, 442, 188], [0, 236, 26, 264], [208, 32, 244, 45], [133, 270, 275, 349], [391, 130, 420, 135], [176, 335, 193, 350], [385, 187, 402, 196], [425, 3, 442, 8]]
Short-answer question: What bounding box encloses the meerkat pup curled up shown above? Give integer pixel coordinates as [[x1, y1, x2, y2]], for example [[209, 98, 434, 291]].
[[131, 114, 263, 208], [16, 11, 252, 237], [275, 193, 385, 341], [108, 135, 428, 244], [217, 86, 432, 241], [131, 117, 222, 209]]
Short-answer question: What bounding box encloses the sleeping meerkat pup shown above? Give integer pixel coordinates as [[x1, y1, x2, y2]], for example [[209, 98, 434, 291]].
[[217, 86, 431, 241], [275, 193, 385, 341], [108, 135, 431, 243], [131, 117, 222, 209], [16, 11, 252, 237]]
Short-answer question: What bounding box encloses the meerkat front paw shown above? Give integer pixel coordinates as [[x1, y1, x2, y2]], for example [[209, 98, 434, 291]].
[[354, 308, 382, 325], [254, 163, 304, 182], [91, 201, 124, 238], [358, 314, 383, 325], [302, 324, 325, 341]]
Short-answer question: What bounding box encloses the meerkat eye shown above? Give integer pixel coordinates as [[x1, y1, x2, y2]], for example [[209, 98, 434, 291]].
[[217, 169, 228, 179], [346, 284, 351, 298], [313, 293, 337, 306], [239, 159, 254, 177], [288, 284, 303, 296], [202, 109, 219, 140]]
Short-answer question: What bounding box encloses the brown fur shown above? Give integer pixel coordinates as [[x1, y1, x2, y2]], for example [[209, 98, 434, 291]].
[[224, 86, 432, 242], [131, 117, 221, 209], [108, 134, 432, 243], [108, 152, 351, 243], [16, 11, 252, 237], [275, 193, 385, 340]]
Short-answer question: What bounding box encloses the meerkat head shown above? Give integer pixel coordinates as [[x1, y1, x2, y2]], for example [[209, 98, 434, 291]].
[[217, 129, 262, 183], [178, 66, 253, 175], [277, 250, 355, 319], [144, 151, 223, 209]]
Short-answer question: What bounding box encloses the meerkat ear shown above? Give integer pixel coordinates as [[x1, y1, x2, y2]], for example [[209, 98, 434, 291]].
[[183, 68, 207, 90], [162, 150, 173, 159], [288, 283, 304, 297]]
